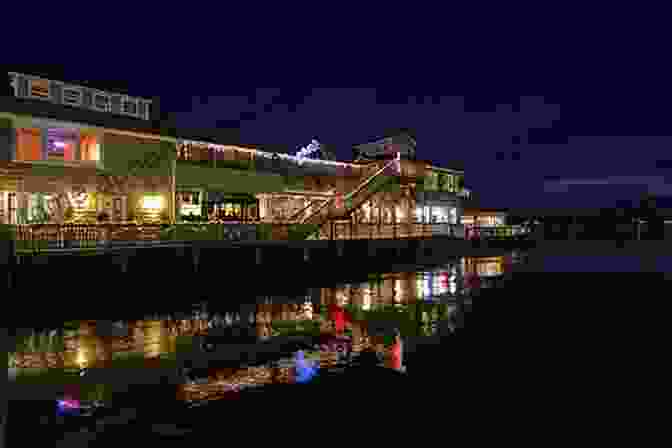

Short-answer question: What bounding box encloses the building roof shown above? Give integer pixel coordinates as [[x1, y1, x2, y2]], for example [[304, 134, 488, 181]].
[[0, 96, 252, 149], [428, 162, 464, 173], [8, 68, 152, 100], [354, 129, 417, 148]]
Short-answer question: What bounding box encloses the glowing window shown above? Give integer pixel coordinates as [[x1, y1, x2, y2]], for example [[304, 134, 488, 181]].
[[29, 78, 50, 100], [142, 196, 163, 210]]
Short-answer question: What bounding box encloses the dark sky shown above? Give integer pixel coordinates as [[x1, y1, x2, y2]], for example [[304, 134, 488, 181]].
[[7, 11, 672, 212]]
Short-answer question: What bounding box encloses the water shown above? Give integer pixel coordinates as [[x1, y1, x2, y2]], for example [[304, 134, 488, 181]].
[[8, 253, 515, 443]]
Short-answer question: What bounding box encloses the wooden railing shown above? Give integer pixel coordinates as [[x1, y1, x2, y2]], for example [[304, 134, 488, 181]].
[[12, 222, 261, 253], [13, 223, 165, 252], [465, 225, 530, 240], [10, 222, 529, 252], [313, 222, 459, 240]]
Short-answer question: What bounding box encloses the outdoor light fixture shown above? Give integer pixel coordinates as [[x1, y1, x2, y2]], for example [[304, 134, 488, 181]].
[[142, 196, 163, 210]]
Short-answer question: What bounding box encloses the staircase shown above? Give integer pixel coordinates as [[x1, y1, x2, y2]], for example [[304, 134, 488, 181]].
[[296, 158, 400, 240]]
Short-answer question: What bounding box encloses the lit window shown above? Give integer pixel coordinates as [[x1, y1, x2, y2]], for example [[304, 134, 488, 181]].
[[80, 134, 100, 162], [47, 129, 77, 161], [15, 128, 43, 161], [142, 196, 163, 210], [29, 78, 50, 100]]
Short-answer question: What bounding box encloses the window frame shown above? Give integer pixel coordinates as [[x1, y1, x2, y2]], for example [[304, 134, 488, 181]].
[[8, 72, 18, 97], [92, 91, 111, 112], [61, 85, 83, 107], [120, 96, 139, 117]]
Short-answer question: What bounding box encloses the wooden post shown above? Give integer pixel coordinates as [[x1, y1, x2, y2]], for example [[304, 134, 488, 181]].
[[120, 253, 128, 273], [192, 245, 200, 272], [377, 199, 381, 238]]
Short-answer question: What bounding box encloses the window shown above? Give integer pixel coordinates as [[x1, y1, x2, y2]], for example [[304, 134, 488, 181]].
[[430, 206, 451, 224], [79, 134, 100, 162], [8, 73, 18, 97], [29, 78, 50, 100], [122, 97, 138, 116], [62, 86, 83, 106], [425, 172, 440, 191], [443, 174, 456, 192], [93, 92, 110, 112], [46, 128, 77, 161], [178, 190, 202, 218], [142, 195, 163, 210], [15, 128, 43, 161]]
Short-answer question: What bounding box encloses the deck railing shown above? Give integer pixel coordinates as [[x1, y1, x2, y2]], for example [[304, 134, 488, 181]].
[[465, 225, 530, 240], [310, 222, 462, 240], [11, 222, 260, 253], [8, 222, 529, 253]]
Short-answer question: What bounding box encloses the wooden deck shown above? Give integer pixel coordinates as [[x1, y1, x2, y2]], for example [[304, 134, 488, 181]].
[[7, 222, 528, 256]]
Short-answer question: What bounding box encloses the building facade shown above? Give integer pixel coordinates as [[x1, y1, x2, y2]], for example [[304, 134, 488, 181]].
[[2, 72, 470, 239]]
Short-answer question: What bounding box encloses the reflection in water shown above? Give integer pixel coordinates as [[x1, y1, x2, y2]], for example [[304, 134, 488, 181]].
[[14, 255, 515, 405]]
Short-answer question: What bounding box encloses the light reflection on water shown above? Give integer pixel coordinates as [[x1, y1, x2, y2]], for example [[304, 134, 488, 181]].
[[14, 254, 517, 403]]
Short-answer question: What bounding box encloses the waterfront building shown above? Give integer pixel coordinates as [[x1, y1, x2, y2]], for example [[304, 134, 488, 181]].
[[1, 72, 173, 225], [1, 72, 470, 241]]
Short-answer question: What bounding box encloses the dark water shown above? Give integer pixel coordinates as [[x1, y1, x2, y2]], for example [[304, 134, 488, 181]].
[[11, 247, 667, 443], [8, 252, 516, 442]]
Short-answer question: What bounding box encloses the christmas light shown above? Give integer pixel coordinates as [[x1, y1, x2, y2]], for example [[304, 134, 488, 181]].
[[295, 139, 321, 164]]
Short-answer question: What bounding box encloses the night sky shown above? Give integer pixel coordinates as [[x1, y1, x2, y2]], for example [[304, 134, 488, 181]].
[[7, 14, 672, 213]]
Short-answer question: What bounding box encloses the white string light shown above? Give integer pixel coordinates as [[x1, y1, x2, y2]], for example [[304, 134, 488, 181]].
[[180, 140, 359, 168]]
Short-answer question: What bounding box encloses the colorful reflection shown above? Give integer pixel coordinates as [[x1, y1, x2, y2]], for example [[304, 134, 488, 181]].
[[463, 256, 505, 277], [294, 350, 319, 383], [16, 254, 523, 407]]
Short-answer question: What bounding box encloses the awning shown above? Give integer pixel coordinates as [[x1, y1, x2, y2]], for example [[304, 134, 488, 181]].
[[206, 191, 257, 204]]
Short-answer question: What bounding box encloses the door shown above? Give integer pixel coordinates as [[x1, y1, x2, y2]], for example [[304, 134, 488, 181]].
[[102, 196, 125, 222]]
